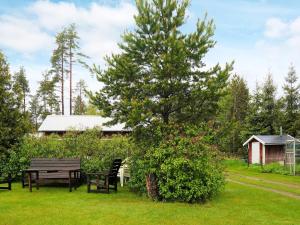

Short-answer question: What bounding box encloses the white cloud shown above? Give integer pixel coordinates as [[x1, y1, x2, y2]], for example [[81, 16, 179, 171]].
[[0, 15, 52, 53], [0, 0, 136, 98], [0, 0, 136, 60], [26, 0, 136, 61], [264, 18, 287, 38]]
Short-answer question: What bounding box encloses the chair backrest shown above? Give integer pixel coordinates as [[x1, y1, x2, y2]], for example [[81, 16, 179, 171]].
[[30, 158, 81, 170], [109, 159, 122, 176]]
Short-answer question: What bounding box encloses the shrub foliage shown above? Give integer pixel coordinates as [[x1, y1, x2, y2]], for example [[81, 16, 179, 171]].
[[6, 129, 133, 177], [129, 126, 225, 203]]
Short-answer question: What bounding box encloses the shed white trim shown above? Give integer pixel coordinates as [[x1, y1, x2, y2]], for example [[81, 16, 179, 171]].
[[243, 135, 266, 146]]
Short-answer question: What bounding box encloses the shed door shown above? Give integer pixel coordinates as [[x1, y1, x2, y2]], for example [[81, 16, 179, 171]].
[[252, 142, 260, 164]]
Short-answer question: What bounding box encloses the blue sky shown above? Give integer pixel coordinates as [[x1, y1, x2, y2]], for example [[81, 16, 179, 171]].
[[1, 0, 300, 101]]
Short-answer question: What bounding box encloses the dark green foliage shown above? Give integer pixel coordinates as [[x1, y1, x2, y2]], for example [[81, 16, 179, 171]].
[[282, 65, 300, 136], [245, 74, 281, 135], [12, 67, 30, 114], [28, 94, 42, 131], [37, 71, 60, 119], [90, 0, 230, 202], [6, 129, 133, 177], [216, 75, 250, 155], [0, 51, 28, 175], [129, 126, 225, 203], [90, 0, 232, 129], [73, 79, 87, 115]]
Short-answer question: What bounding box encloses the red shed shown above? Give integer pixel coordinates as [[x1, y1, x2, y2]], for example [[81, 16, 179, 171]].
[[243, 135, 295, 165]]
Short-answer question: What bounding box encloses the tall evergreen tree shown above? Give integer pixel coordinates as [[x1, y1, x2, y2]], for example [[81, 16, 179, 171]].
[[0, 51, 28, 171], [12, 67, 30, 114], [217, 74, 249, 155], [90, 0, 232, 197], [282, 64, 300, 136], [29, 94, 42, 131], [51, 29, 68, 115], [91, 0, 232, 129], [37, 71, 60, 119], [246, 74, 280, 135], [65, 24, 88, 115], [73, 79, 87, 115], [260, 73, 279, 134]]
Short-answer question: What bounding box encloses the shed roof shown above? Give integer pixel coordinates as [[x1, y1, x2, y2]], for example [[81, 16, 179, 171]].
[[38, 115, 128, 132], [243, 135, 295, 146]]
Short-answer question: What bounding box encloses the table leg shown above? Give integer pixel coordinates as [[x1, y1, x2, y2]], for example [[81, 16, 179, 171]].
[[28, 172, 32, 192], [36, 171, 39, 190], [69, 171, 72, 192]]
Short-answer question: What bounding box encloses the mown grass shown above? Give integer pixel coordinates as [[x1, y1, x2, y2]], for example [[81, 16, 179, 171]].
[[225, 159, 300, 185], [0, 179, 299, 225]]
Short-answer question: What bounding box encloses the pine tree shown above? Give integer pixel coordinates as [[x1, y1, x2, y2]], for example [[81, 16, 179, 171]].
[[246, 74, 280, 135], [217, 74, 249, 155], [37, 71, 60, 119], [90, 0, 232, 198], [91, 0, 232, 129], [51, 29, 68, 115], [65, 24, 88, 115], [73, 79, 87, 115], [29, 94, 41, 131], [12, 67, 30, 114], [260, 73, 279, 134], [282, 64, 300, 136], [0, 51, 28, 169]]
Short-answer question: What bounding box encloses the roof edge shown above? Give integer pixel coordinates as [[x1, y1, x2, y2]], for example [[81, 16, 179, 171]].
[[243, 135, 266, 146]]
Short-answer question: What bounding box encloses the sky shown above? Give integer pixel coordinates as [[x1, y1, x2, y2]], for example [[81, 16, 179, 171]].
[[1, 0, 300, 104]]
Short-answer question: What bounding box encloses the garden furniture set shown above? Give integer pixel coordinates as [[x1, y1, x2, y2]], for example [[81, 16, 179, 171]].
[[1, 158, 124, 193]]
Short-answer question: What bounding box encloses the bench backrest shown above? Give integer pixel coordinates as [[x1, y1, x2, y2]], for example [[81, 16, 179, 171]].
[[30, 158, 81, 170]]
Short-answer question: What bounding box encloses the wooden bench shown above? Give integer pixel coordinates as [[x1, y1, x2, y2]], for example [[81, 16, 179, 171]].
[[22, 158, 81, 192], [0, 173, 11, 190]]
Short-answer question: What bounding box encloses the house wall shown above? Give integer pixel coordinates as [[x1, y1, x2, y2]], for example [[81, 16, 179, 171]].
[[265, 145, 285, 164], [42, 131, 131, 137]]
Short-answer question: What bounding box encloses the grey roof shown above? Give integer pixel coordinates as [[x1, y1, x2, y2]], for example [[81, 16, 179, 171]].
[[243, 135, 295, 146], [38, 115, 129, 132]]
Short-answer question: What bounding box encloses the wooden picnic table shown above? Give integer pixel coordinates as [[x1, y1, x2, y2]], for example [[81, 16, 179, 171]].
[[23, 158, 81, 192]]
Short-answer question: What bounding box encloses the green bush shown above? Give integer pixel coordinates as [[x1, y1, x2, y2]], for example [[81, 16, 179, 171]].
[[6, 129, 134, 177], [262, 163, 290, 175], [129, 132, 225, 203]]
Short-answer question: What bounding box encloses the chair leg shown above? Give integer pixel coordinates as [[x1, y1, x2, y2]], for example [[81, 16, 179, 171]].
[[22, 171, 25, 188], [8, 174, 11, 191], [36, 172, 39, 190]]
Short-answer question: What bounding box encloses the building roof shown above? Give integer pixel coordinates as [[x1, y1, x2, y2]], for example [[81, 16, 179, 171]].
[[38, 115, 128, 133], [243, 135, 295, 146]]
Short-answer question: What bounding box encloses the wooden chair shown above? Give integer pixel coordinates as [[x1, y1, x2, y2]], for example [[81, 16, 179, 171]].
[[87, 159, 122, 193], [0, 173, 12, 190]]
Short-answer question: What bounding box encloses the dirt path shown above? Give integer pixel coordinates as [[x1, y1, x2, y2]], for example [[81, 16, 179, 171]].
[[227, 178, 300, 200], [228, 172, 300, 189]]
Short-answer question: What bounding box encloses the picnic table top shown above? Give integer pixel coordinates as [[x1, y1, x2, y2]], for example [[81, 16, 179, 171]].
[[24, 168, 80, 172]]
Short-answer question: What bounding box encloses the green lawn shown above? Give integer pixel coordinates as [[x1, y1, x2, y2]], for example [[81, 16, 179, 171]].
[[0, 164, 300, 225]]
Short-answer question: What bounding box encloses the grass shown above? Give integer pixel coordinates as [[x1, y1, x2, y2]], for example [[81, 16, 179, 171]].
[[0, 161, 300, 225], [225, 159, 300, 185]]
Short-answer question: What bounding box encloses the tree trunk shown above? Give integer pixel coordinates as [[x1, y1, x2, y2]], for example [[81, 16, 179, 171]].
[[61, 50, 64, 115], [146, 173, 159, 200], [69, 45, 72, 115]]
